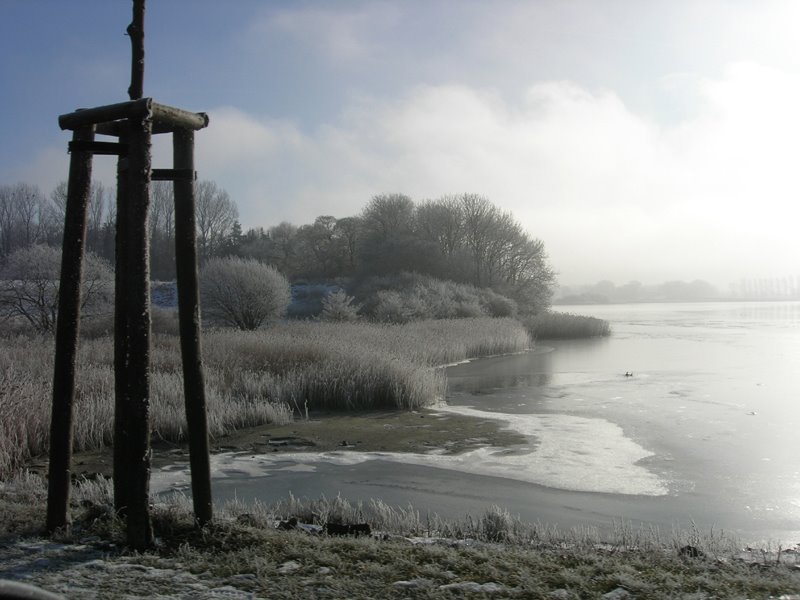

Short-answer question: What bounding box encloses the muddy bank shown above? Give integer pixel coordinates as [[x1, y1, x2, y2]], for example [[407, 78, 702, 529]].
[[27, 408, 528, 481]]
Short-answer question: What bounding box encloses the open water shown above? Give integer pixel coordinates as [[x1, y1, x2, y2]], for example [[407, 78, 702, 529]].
[[154, 301, 800, 542]]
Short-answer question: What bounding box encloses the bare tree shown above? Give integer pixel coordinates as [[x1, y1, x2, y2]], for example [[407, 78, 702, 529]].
[[267, 221, 298, 274], [361, 194, 415, 241], [149, 180, 176, 279], [0, 244, 114, 334], [50, 181, 114, 258], [0, 183, 48, 257], [359, 194, 420, 273], [196, 181, 238, 261], [295, 216, 345, 278], [86, 182, 110, 256], [333, 216, 361, 273]]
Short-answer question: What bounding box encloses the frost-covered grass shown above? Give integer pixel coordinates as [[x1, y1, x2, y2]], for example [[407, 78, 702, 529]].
[[0, 318, 530, 479], [526, 310, 612, 339], [2, 476, 799, 600]]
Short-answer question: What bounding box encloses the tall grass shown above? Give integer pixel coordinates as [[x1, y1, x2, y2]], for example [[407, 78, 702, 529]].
[[0, 317, 530, 479], [3, 478, 797, 600], [525, 311, 612, 339]]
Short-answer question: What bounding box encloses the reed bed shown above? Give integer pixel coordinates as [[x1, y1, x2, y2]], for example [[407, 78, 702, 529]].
[[0, 317, 530, 479], [526, 310, 612, 339]]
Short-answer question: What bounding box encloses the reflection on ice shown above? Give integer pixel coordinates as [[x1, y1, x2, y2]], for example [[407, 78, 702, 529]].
[[434, 405, 668, 496]]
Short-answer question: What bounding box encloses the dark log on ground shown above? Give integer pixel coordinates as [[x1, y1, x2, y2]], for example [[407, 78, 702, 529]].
[[324, 523, 372, 537]]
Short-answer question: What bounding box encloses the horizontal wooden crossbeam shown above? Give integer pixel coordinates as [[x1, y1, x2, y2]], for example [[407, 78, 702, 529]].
[[151, 169, 196, 181], [152, 103, 209, 131], [68, 140, 128, 156], [58, 99, 152, 131], [59, 98, 209, 133]]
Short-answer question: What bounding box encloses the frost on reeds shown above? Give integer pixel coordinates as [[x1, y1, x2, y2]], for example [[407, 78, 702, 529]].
[[0, 317, 530, 479], [526, 311, 612, 340], [197, 492, 746, 558]]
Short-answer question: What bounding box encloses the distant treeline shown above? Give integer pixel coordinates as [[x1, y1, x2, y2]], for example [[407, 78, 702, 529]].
[[555, 279, 719, 304], [1, 182, 555, 315], [0, 180, 238, 279]]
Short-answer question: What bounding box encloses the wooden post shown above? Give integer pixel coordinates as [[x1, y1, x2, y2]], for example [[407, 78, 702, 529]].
[[173, 128, 213, 525], [121, 115, 154, 550], [46, 126, 95, 532], [127, 0, 145, 101], [113, 132, 131, 517]]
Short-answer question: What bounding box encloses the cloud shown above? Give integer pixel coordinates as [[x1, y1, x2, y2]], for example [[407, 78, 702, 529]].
[[11, 58, 799, 286], [2, 142, 118, 198], [247, 3, 400, 64], [196, 61, 800, 285]]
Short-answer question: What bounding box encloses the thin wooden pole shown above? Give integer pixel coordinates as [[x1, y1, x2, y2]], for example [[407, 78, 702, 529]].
[[122, 116, 153, 550], [46, 126, 95, 533], [127, 0, 145, 100], [113, 133, 131, 517], [173, 128, 213, 525]]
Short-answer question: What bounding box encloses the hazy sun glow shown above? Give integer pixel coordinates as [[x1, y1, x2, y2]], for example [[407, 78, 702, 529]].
[[1, 0, 799, 287]]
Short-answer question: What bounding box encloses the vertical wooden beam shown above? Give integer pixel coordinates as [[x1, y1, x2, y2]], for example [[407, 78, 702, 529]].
[[46, 126, 95, 533], [113, 133, 131, 517], [127, 0, 145, 101], [121, 115, 154, 550], [173, 129, 213, 525]]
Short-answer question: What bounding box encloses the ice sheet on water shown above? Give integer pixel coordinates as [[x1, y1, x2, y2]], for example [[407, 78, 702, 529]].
[[154, 407, 668, 496], [434, 405, 668, 495]]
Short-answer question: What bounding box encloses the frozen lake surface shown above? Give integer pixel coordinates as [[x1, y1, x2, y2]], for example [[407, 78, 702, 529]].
[[154, 301, 800, 543]]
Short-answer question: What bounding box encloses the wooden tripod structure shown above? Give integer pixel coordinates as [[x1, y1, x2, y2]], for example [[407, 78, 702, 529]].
[[45, 1, 213, 550]]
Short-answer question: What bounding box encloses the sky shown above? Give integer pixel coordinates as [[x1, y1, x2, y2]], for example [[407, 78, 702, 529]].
[[1, 0, 800, 288]]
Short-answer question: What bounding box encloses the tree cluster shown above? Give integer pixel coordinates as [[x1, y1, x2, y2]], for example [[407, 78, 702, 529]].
[[0, 180, 240, 281], [145, 180, 239, 279], [2, 179, 554, 317], [236, 193, 554, 314]]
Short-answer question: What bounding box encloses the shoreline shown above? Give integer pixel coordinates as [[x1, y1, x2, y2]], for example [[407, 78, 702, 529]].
[[26, 407, 529, 483], [29, 401, 798, 544]]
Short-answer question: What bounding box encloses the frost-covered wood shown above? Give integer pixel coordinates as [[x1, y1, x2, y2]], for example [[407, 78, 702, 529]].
[[59, 100, 207, 133], [173, 128, 212, 525], [116, 116, 154, 550], [46, 126, 94, 533]]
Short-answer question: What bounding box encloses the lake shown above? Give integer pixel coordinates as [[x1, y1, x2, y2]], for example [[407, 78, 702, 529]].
[[153, 301, 800, 543]]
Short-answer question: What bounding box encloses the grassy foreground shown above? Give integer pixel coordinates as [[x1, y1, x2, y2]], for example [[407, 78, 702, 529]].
[[0, 317, 530, 479], [2, 475, 799, 599]]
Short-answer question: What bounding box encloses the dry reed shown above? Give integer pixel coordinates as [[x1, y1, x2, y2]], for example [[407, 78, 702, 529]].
[[0, 317, 530, 479]]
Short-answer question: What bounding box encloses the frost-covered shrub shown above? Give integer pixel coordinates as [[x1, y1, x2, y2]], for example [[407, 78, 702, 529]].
[[320, 289, 361, 322], [200, 257, 290, 330], [478, 504, 516, 542], [372, 290, 413, 323], [480, 289, 518, 318], [354, 272, 518, 323], [454, 299, 483, 318]]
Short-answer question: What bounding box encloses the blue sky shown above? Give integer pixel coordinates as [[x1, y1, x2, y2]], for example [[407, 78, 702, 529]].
[[2, 0, 800, 286]]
